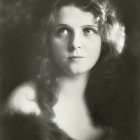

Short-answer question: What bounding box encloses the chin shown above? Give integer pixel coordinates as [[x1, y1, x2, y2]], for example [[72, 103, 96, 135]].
[[59, 63, 93, 77], [64, 68, 90, 77]]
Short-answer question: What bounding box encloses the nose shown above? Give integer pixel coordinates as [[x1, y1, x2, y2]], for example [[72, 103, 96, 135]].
[[69, 32, 82, 50]]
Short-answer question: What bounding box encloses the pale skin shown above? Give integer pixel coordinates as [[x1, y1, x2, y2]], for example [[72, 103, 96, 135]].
[[7, 5, 103, 140], [51, 5, 101, 77], [51, 5, 103, 140]]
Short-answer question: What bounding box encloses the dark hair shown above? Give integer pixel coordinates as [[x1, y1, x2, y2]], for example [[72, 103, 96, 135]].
[[37, 0, 126, 137]]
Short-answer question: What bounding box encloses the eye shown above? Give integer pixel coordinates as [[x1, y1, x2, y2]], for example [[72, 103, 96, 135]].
[[83, 27, 98, 35], [56, 27, 71, 37]]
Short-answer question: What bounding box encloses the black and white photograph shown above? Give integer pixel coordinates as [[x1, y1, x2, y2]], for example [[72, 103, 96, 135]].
[[0, 0, 140, 139]]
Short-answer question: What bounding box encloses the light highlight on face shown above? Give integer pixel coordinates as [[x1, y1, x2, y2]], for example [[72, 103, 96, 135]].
[[50, 5, 101, 77]]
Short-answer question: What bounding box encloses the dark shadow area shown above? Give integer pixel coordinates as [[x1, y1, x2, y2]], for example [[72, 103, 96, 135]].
[[0, 0, 49, 103], [0, 0, 140, 139], [113, 0, 140, 139]]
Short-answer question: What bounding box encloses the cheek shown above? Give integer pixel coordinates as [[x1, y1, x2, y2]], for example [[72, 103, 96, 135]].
[[87, 37, 102, 62], [51, 38, 68, 61]]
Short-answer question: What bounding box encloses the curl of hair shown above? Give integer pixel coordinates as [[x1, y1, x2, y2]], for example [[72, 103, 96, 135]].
[[38, 0, 126, 134], [43, 0, 126, 58]]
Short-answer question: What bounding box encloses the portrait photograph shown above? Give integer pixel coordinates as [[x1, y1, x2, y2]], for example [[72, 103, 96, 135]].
[[0, 0, 140, 140]]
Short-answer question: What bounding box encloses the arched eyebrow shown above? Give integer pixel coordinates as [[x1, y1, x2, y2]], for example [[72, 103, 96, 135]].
[[54, 24, 98, 29], [54, 24, 71, 28], [82, 24, 98, 30], [53, 24, 73, 31]]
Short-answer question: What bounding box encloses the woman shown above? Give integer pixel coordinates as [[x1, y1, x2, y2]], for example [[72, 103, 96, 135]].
[[1, 0, 126, 140]]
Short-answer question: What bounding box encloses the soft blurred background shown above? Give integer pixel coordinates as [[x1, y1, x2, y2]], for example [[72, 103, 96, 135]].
[[0, 0, 52, 102], [0, 0, 140, 139]]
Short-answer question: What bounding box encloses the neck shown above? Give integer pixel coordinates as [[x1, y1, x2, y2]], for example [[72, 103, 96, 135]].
[[58, 73, 89, 99]]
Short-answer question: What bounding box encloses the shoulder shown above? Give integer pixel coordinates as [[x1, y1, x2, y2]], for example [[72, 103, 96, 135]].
[[1, 83, 74, 140], [6, 82, 41, 116]]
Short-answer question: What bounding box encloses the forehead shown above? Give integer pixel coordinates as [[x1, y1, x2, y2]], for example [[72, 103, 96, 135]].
[[53, 5, 98, 26]]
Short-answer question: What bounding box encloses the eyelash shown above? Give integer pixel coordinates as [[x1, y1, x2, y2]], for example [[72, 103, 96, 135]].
[[56, 27, 71, 37], [83, 27, 98, 35], [55, 27, 98, 37]]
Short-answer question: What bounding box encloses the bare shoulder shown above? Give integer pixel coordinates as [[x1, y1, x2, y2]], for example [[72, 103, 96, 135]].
[[7, 82, 41, 115]]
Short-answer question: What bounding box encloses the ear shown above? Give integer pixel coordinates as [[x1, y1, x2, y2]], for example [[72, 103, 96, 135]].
[[7, 83, 41, 116]]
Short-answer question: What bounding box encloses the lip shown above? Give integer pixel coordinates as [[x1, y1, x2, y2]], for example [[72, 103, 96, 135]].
[[69, 56, 85, 58], [68, 56, 86, 61]]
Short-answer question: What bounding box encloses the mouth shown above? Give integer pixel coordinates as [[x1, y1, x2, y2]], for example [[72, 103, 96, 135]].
[[68, 56, 86, 61]]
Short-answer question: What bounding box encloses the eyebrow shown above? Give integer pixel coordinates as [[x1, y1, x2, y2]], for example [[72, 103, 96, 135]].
[[54, 24, 71, 28], [54, 24, 98, 28], [82, 25, 98, 29]]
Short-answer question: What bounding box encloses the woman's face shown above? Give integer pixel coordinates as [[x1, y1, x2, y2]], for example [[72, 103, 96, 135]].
[[50, 5, 101, 77]]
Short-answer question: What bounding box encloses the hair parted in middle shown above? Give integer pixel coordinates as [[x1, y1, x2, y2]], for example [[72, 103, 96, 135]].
[[35, 0, 127, 132], [38, 0, 126, 103], [42, 0, 125, 60]]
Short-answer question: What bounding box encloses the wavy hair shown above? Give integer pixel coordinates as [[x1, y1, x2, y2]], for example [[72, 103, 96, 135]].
[[37, 0, 126, 136]]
